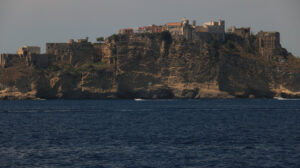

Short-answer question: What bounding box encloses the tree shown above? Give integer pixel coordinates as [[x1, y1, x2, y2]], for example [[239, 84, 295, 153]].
[[96, 37, 104, 43], [160, 31, 172, 45]]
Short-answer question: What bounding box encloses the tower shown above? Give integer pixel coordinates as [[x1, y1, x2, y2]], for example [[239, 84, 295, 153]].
[[218, 20, 225, 32], [181, 17, 189, 27], [192, 20, 196, 27], [181, 18, 192, 40], [257, 31, 281, 58]]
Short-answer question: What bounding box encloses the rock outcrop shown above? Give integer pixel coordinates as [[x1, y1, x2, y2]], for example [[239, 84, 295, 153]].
[[1, 32, 300, 99]]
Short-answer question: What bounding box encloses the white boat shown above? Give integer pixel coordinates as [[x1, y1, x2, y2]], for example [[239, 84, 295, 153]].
[[274, 97, 288, 100], [134, 98, 144, 101], [274, 97, 299, 101]]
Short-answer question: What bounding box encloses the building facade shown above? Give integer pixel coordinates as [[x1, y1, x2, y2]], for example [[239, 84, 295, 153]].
[[202, 20, 225, 33], [165, 22, 182, 35], [119, 28, 134, 35], [227, 26, 251, 38], [118, 18, 225, 41], [133, 25, 164, 34], [257, 31, 281, 58], [17, 46, 40, 56]]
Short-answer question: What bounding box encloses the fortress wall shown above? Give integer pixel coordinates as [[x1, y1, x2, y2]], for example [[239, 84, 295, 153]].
[[0, 53, 54, 68], [46, 42, 97, 65], [258, 32, 280, 49], [234, 28, 251, 38], [192, 32, 213, 42], [27, 54, 54, 68], [258, 31, 281, 57], [46, 43, 70, 55], [0, 54, 24, 67]]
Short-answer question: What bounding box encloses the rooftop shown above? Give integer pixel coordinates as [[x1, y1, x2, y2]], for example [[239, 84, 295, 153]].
[[166, 22, 181, 26]]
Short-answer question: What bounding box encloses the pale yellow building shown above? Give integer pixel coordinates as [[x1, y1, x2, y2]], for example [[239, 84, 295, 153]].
[[17, 46, 40, 55], [166, 18, 191, 35], [202, 20, 225, 33]]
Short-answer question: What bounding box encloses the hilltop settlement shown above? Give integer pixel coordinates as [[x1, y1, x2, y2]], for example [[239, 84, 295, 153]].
[[0, 18, 300, 100]]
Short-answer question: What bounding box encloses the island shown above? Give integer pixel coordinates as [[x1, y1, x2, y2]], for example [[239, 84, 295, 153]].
[[1, 18, 300, 100]]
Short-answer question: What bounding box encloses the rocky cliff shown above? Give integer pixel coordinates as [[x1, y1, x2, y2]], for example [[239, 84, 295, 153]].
[[1, 32, 300, 99]]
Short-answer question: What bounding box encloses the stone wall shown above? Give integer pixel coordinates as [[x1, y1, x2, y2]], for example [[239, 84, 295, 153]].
[[0, 54, 25, 67], [46, 41, 101, 65], [0, 53, 53, 68], [26, 54, 54, 68], [191, 32, 213, 42], [46, 43, 70, 56], [257, 31, 281, 58], [258, 31, 280, 49], [202, 20, 225, 33], [227, 27, 251, 38], [17, 46, 40, 56]]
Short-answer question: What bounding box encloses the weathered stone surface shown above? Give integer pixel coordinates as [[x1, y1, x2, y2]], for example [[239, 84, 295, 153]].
[[0, 33, 300, 99]]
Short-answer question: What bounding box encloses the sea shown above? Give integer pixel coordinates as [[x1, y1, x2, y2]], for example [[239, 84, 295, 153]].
[[0, 99, 300, 168]]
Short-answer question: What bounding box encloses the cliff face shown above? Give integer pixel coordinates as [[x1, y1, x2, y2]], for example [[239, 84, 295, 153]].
[[1, 32, 300, 99]]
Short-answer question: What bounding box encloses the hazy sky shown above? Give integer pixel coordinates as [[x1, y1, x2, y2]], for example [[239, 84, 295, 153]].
[[1, 0, 300, 56]]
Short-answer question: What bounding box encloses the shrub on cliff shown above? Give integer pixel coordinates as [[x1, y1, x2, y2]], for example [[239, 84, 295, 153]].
[[96, 37, 104, 43], [110, 34, 120, 42], [160, 31, 172, 44]]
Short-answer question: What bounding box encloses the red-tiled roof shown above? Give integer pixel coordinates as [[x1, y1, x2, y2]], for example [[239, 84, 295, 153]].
[[138, 26, 147, 30], [122, 28, 133, 31], [166, 22, 181, 26]]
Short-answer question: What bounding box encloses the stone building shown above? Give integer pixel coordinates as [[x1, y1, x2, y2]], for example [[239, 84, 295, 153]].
[[0, 53, 52, 68], [119, 28, 134, 35], [46, 38, 93, 56], [134, 26, 147, 34], [165, 18, 226, 41], [227, 26, 251, 38], [202, 20, 225, 33], [180, 18, 193, 40], [1, 37, 101, 68], [118, 18, 225, 41], [1, 46, 50, 68], [133, 25, 164, 34], [17, 46, 40, 56], [148, 25, 164, 33], [166, 22, 182, 35], [165, 18, 194, 40], [193, 19, 225, 41], [46, 38, 100, 65], [0, 54, 20, 67], [257, 31, 281, 58]]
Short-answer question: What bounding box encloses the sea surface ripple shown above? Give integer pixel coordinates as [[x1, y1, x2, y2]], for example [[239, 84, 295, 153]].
[[0, 99, 300, 168]]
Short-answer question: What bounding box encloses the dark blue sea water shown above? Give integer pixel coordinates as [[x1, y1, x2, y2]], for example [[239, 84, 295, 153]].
[[0, 99, 300, 168]]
